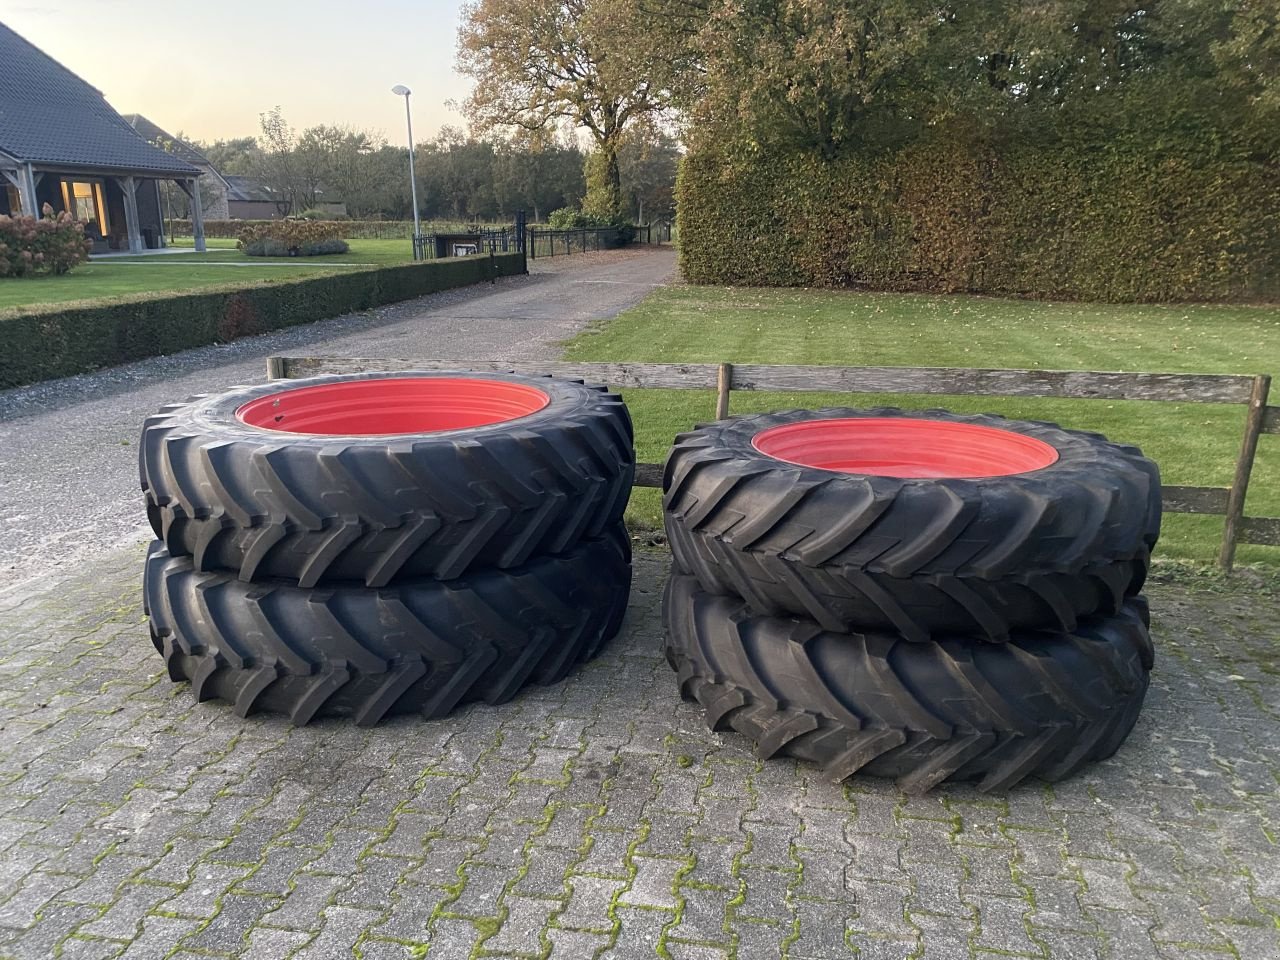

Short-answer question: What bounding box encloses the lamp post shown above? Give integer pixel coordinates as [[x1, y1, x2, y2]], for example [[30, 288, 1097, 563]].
[[391, 84, 422, 256]]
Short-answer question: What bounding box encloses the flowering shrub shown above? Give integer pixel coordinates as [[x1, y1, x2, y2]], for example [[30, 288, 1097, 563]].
[[238, 221, 349, 257], [0, 206, 93, 277]]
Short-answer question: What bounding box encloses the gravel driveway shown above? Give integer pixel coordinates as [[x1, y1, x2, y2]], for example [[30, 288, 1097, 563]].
[[0, 247, 676, 591]]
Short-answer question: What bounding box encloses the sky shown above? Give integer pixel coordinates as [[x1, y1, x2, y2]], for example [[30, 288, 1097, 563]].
[[1, 0, 475, 146]]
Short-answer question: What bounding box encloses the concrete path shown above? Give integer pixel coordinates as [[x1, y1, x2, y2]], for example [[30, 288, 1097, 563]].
[[0, 248, 676, 592]]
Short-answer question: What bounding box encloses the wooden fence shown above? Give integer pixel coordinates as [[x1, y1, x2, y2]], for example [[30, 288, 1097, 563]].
[[267, 356, 1278, 572]]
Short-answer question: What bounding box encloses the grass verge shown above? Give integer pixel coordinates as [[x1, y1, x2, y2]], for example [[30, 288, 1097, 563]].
[[0, 239, 418, 311]]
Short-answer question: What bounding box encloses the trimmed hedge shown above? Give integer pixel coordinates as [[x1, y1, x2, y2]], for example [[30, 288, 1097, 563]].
[[238, 220, 349, 257], [166, 220, 480, 240], [0, 253, 524, 388], [677, 138, 1280, 303]]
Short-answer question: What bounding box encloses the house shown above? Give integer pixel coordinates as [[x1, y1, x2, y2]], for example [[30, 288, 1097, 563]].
[[0, 21, 208, 252], [223, 175, 289, 219], [122, 115, 232, 220], [223, 176, 348, 220]]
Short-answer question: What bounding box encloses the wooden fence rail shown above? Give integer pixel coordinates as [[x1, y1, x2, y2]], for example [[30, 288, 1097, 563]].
[[267, 356, 1278, 572]]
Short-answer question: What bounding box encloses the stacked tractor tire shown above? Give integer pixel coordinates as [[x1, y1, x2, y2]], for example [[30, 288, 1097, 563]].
[[662, 408, 1161, 793], [140, 371, 634, 726]]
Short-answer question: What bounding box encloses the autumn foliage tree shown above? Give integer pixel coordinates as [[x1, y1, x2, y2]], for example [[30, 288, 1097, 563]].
[[457, 0, 677, 218]]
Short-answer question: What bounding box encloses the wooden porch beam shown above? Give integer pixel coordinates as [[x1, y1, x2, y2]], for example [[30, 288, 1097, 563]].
[[190, 178, 207, 252], [115, 176, 144, 253]]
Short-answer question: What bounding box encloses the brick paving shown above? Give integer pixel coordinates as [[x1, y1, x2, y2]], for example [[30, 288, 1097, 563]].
[[0, 549, 1277, 959]]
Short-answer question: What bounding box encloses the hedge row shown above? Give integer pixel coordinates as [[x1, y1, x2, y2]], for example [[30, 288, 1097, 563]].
[[167, 220, 442, 240], [677, 138, 1280, 303], [0, 253, 525, 389]]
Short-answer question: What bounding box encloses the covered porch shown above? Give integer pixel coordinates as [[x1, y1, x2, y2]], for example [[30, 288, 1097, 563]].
[[0, 155, 207, 254]]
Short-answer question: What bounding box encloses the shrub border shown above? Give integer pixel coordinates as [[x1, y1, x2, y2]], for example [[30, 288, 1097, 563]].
[[0, 253, 524, 389]]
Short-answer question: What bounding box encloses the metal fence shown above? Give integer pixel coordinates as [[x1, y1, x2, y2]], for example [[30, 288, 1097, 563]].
[[411, 216, 657, 262]]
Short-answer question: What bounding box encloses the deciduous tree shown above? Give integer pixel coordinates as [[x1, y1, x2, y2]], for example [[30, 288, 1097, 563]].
[[457, 0, 676, 217]]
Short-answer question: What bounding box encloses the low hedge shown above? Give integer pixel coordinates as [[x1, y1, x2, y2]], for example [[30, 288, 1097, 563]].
[[238, 221, 350, 257], [0, 253, 524, 388], [166, 220, 486, 240]]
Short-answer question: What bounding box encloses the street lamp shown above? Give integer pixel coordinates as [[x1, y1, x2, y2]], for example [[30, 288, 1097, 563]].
[[391, 84, 422, 254]]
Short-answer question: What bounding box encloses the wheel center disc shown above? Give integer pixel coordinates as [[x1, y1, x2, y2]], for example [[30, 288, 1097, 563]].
[[236, 377, 551, 435], [750, 417, 1060, 478]]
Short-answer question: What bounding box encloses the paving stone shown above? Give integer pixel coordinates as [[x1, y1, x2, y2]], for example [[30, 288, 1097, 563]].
[[289, 905, 381, 959], [49, 936, 127, 960], [426, 916, 487, 956], [150, 863, 251, 920], [845, 934, 919, 959], [482, 895, 558, 953], [0, 871, 78, 928], [734, 867, 794, 924], [547, 925, 612, 958], [76, 883, 184, 941], [115, 915, 203, 960], [789, 898, 856, 957], [793, 848, 850, 901], [258, 872, 351, 932], [232, 844, 323, 897], [618, 858, 681, 910], [740, 823, 797, 871], [663, 942, 730, 960], [345, 938, 417, 960], [179, 893, 284, 953], [669, 886, 732, 944], [971, 894, 1039, 956], [512, 844, 578, 899], [558, 876, 626, 932], [847, 880, 915, 940], [0, 902, 100, 959], [578, 830, 635, 879], [1032, 927, 1106, 959], [601, 906, 671, 958], [446, 861, 507, 919], [370, 883, 449, 942]]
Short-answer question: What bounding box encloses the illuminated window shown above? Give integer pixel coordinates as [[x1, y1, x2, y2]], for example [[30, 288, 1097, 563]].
[[59, 180, 109, 236]]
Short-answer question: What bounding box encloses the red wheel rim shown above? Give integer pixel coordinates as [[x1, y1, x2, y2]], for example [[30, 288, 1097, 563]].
[[750, 417, 1060, 478], [236, 377, 551, 436]]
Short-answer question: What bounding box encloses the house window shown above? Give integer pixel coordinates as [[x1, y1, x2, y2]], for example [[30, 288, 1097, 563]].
[[59, 180, 109, 236], [4, 185, 21, 215]]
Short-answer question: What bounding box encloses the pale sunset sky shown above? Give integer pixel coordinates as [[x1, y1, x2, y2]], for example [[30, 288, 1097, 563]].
[[1, 0, 474, 146]]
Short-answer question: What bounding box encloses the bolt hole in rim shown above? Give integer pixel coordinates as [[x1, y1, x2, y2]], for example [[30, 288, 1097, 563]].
[[236, 378, 552, 436], [751, 417, 1060, 478]]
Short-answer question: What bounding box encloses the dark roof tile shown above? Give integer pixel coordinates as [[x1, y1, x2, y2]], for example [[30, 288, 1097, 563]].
[[0, 21, 199, 176]]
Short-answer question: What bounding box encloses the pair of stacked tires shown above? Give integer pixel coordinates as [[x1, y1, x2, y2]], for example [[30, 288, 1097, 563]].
[[662, 408, 1160, 793], [140, 371, 634, 727]]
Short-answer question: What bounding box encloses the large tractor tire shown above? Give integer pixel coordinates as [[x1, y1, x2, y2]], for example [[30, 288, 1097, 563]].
[[664, 408, 1160, 641], [663, 574, 1152, 794], [144, 525, 631, 726], [141, 371, 634, 587]]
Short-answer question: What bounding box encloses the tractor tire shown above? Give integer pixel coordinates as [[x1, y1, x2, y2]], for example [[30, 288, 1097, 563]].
[[663, 574, 1152, 794], [141, 371, 633, 587], [664, 408, 1160, 641], [144, 525, 631, 726]]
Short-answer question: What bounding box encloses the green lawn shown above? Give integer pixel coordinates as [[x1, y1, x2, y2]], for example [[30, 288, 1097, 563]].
[[562, 285, 1280, 568], [0, 239, 417, 312]]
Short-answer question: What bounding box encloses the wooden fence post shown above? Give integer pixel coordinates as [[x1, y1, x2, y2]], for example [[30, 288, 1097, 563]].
[[716, 363, 733, 419], [266, 357, 287, 380], [1219, 373, 1272, 572]]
